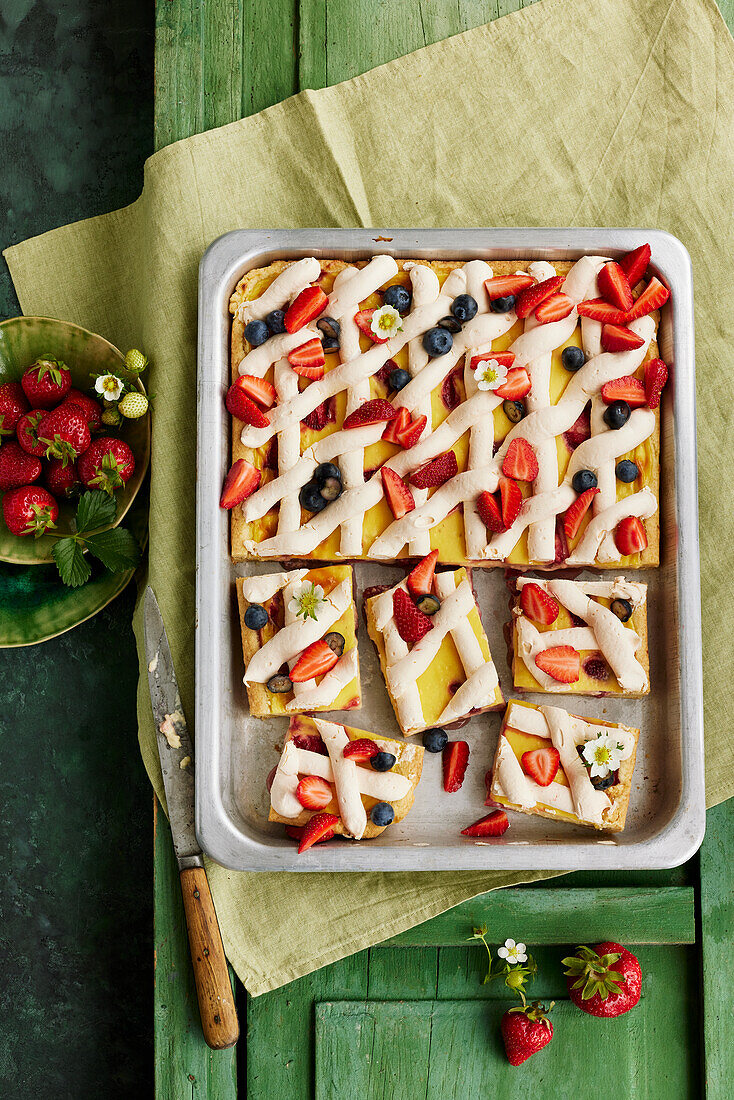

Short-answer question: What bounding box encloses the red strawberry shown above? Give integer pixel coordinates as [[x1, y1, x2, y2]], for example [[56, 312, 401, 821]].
[[284, 825, 303, 841], [288, 338, 325, 378], [597, 262, 633, 311], [219, 458, 261, 509], [494, 367, 532, 400], [442, 740, 470, 792], [407, 548, 438, 597], [535, 645, 580, 683], [563, 406, 591, 450], [37, 406, 91, 465], [477, 490, 504, 533], [45, 458, 80, 499], [61, 389, 103, 431], [302, 397, 336, 432], [225, 382, 270, 427], [469, 351, 516, 372], [554, 519, 569, 564], [296, 775, 333, 810], [521, 746, 560, 786], [292, 733, 328, 755], [343, 398, 397, 430], [234, 374, 276, 408], [499, 476, 523, 528], [393, 586, 433, 645], [619, 243, 651, 288], [381, 466, 415, 519], [0, 382, 29, 435], [460, 809, 509, 836], [514, 275, 564, 319], [563, 486, 599, 540], [342, 738, 380, 761], [354, 308, 388, 343], [601, 324, 644, 353], [600, 376, 646, 407], [410, 451, 457, 489], [0, 442, 42, 490], [644, 357, 668, 409], [484, 274, 534, 301], [15, 409, 47, 456], [20, 356, 71, 408], [576, 298, 631, 324], [2, 485, 58, 536], [395, 412, 427, 449], [628, 277, 670, 319], [534, 293, 574, 325], [77, 439, 134, 497], [381, 405, 411, 444], [520, 582, 559, 625], [502, 438, 538, 482], [563, 942, 641, 1017], [614, 515, 648, 555], [284, 285, 328, 333], [501, 1003, 554, 1066], [290, 639, 339, 682], [297, 812, 340, 853]]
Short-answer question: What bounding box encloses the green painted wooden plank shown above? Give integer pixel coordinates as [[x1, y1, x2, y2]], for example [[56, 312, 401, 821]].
[[243, 0, 299, 117], [701, 800, 734, 1099], [202, 0, 244, 131], [154, 0, 204, 148], [367, 947, 439, 999]]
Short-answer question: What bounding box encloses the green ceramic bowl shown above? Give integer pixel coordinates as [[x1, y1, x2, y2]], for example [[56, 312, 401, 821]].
[[0, 316, 150, 564]]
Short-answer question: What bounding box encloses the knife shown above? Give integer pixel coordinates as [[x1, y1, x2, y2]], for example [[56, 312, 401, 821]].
[[144, 586, 239, 1050]]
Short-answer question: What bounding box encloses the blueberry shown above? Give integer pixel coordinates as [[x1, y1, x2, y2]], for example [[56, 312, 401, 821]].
[[244, 603, 268, 630], [299, 481, 327, 512], [562, 346, 586, 371], [615, 459, 639, 483], [572, 469, 598, 493], [388, 368, 411, 391], [611, 598, 633, 623], [316, 316, 341, 340], [265, 310, 287, 335], [370, 801, 395, 826], [503, 399, 526, 424], [591, 773, 617, 791], [370, 751, 396, 772], [603, 401, 631, 429], [323, 631, 345, 656], [319, 476, 342, 502], [490, 295, 515, 313], [437, 315, 462, 334], [422, 728, 448, 753], [417, 594, 441, 616], [244, 319, 270, 346], [451, 294, 478, 323], [321, 336, 340, 352], [423, 327, 453, 357], [267, 674, 292, 693], [384, 285, 412, 313], [315, 462, 341, 485]]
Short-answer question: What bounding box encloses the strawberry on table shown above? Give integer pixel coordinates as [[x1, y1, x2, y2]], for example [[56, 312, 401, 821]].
[[37, 406, 91, 465], [502, 438, 538, 482], [61, 389, 103, 431], [342, 398, 397, 430], [287, 338, 326, 378], [460, 809, 509, 836], [644, 357, 668, 409], [297, 811, 339, 853], [600, 376, 646, 407], [477, 489, 504, 533], [614, 515, 648, 555], [520, 582, 559, 625], [219, 458, 261, 509], [600, 324, 645, 353], [521, 746, 560, 786], [628, 276, 670, 319], [15, 409, 47, 456], [501, 1002, 554, 1066], [563, 942, 642, 1017], [342, 738, 379, 761], [2, 485, 58, 537], [484, 274, 535, 300], [494, 367, 531, 400], [21, 356, 72, 408], [78, 437, 135, 494], [499, 475, 523, 529], [284, 285, 328, 333], [563, 486, 599, 540], [225, 383, 270, 427], [381, 466, 415, 519], [535, 645, 580, 683], [0, 441, 42, 490], [296, 775, 333, 810], [534, 293, 574, 324], [410, 451, 457, 490], [442, 740, 470, 792], [407, 548, 438, 597], [0, 382, 29, 435], [290, 639, 340, 682], [618, 243, 651, 287], [597, 261, 633, 311], [393, 586, 433, 645], [514, 275, 564, 319]]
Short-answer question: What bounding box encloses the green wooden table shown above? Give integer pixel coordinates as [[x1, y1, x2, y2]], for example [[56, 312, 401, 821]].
[[152, 3, 734, 1096]]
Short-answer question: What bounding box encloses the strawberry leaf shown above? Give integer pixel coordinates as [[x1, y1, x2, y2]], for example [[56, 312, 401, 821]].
[[84, 528, 140, 572], [53, 538, 91, 588], [75, 490, 117, 534]]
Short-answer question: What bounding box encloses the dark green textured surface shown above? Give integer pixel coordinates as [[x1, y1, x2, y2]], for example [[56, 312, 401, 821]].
[[0, 2, 153, 1096]]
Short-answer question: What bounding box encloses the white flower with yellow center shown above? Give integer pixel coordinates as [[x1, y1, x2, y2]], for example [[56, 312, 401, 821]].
[[288, 581, 326, 622], [473, 357, 509, 392], [370, 305, 403, 340], [95, 373, 124, 402], [581, 733, 626, 778], [497, 938, 527, 964]]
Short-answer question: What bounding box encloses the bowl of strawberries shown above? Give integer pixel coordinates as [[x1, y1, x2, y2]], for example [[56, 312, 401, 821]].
[[0, 316, 150, 565]]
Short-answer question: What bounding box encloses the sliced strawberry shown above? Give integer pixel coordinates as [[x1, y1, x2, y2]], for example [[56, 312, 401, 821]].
[[393, 586, 433, 645], [298, 812, 339, 853], [290, 639, 340, 682], [284, 285, 328, 333], [520, 582, 559, 625], [382, 405, 411, 444], [343, 398, 397, 430], [644, 358, 668, 410], [443, 740, 470, 793], [534, 293, 574, 325], [502, 438, 538, 482], [499, 475, 523, 528], [477, 490, 505, 533], [494, 367, 532, 400], [224, 386, 270, 427], [292, 733, 328, 755], [296, 775, 333, 810], [288, 338, 326, 377], [627, 277, 670, 319], [521, 746, 561, 787], [302, 397, 336, 432], [396, 412, 427, 449], [236, 374, 276, 408], [220, 459, 261, 509], [614, 515, 648, 555], [598, 262, 633, 311], [342, 738, 380, 761], [382, 466, 415, 519], [619, 243, 651, 288], [411, 451, 458, 490], [601, 324, 644, 353], [563, 406, 591, 450], [354, 308, 386, 343], [461, 809, 509, 837], [469, 351, 516, 373], [407, 548, 439, 597], [576, 298, 631, 324], [535, 645, 580, 683], [600, 376, 646, 407], [514, 275, 564, 319], [484, 274, 535, 301], [563, 486, 599, 540]]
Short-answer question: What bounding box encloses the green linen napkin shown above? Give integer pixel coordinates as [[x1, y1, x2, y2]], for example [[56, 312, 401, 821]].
[[5, 0, 733, 996]]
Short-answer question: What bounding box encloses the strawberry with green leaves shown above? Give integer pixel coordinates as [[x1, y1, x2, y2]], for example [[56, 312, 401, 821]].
[[21, 356, 72, 408], [563, 942, 642, 1017], [78, 437, 135, 494], [501, 1001, 554, 1066], [38, 406, 91, 465], [15, 409, 47, 456], [2, 485, 58, 537]]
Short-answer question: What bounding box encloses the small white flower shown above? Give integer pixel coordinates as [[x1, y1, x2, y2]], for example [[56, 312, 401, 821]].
[[288, 581, 326, 622], [581, 732, 626, 778], [497, 938, 528, 964], [473, 357, 509, 392], [95, 373, 124, 402], [371, 305, 403, 340]]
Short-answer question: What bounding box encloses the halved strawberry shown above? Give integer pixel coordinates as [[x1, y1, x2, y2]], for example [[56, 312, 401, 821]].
[[354, 308, 386, 343], [288, 338, 326, 377], [290, 639, 339, 682], [284, 285, 328, 333], [644, 358, 668, 410], [499, 475, 523, 528], [534, 293, 574, 325], [514, 275, 564, 319], [382, 466, 415, 519], [296, 775, 333, 810], [461, 809, 510, 837], [627, 277, 670, 319], [469, 351, 516, 372], [382, 405, 411, 444], [477, 490, 505, 533], [521, 746, 561, 786], [235, 374, 276, 408], [494, 367, 532, 400], [563, 486, 599, 540], [601, 324, 644, 353], [535, 645, 580, 683], [396, 412, 427, 449], [484, 274, 535, 301], [407, 548, 439, 597], [443, 740, 470, 792], [411, 451, 458, 489], [224, 384, 270, 427], [597, 262, 633, 311], [220, 459, 261, 509], [502, 438, 538, 482], [576, 298, 631, 324], [343, 398, 396, 430], [520, 582, 559, 625], [298, 812, 340, 853], [614, 515, 648, 555], [342, 738, 380, 761], [600, 376, 646, 407], [393, 586, 433, 645], [619, 243, 651, 288]]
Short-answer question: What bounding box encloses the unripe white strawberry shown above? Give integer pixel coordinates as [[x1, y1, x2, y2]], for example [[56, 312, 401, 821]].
[[101, 406, 122, 427], [119, 392, 149, 419], [124, 349, 148, 375]]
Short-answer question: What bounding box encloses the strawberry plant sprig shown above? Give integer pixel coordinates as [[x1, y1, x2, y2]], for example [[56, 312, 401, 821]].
[[470, 927, 538, 1004], [50, 490, 141, 588]]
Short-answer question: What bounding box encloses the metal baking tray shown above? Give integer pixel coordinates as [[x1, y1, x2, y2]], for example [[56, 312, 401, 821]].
[[196, 228, 704, 871]]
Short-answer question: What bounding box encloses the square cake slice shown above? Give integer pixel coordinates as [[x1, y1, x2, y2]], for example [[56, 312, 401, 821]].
[[365, 565, 504, 737], [269, 715, 424, 840], [511, 576, 649, 696], [490, 700, 640, 832], [236, 565, 360, 717]]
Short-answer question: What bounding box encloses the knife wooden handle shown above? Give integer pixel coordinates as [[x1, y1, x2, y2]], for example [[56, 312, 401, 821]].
[[180, 866, 240, 1049]]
